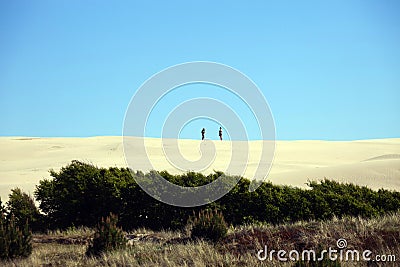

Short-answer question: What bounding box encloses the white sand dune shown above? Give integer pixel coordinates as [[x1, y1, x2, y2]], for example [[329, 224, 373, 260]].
[[0, 137, 399, 201]]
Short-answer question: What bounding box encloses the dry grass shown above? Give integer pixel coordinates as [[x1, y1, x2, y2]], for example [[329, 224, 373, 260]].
[[1, 242, 261, 267], [2, 213, 399, 266], [33, 227, 94, 245], [224, 213, 400, 258]]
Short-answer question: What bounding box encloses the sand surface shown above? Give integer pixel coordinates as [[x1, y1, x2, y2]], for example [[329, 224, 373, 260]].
[[1, 137, 399, 201]]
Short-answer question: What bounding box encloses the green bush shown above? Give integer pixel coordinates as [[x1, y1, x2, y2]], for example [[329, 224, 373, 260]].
[[86, 213, 127, 256], [0, 198, 5, 215], [0, 213, 32, 259], [34, 161, 400, 231], [35, 160, 130, 229], [189, 209, 228, 242], [7, 188, 43, 232]]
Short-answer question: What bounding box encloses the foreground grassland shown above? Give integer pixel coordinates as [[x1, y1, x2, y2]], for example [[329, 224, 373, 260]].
[[2, 162, 399, 266], [2, 213, 399, 267]]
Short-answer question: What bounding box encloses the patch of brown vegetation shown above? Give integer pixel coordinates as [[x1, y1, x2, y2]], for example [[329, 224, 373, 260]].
[[220, 214, 400, 257], [33, 235, 91, 245]]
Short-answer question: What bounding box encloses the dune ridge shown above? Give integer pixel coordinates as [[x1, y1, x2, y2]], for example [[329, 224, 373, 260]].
[[1, 136, 399, 200]]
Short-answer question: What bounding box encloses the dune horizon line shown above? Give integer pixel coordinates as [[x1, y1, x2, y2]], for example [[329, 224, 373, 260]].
[[1, 135, 400, 142]]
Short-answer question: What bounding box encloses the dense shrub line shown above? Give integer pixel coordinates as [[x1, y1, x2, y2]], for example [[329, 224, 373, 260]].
[[4, 160, 397, 232]]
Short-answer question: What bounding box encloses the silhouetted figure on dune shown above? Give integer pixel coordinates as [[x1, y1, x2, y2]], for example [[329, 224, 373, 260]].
[[201, 128, 205, 140], [219, 127, 223, 141]]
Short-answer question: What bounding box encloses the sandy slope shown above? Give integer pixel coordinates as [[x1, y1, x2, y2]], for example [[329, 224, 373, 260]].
[[0, 137, 399, 201]]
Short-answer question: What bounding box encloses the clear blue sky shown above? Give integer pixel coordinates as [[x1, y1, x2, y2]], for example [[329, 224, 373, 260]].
[[1, 1, 399, 140]]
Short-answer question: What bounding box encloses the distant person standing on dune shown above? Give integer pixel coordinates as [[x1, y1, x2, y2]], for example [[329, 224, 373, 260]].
[[219, 127, 223, 141], [201, 128, 205, 140]]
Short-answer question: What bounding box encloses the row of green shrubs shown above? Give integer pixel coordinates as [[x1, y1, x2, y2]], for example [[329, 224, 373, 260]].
[[29, 160, 400, 231], [3, 160, 400, 234]]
